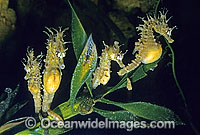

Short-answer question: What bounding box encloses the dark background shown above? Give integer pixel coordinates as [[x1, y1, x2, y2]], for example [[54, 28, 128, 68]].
[[0, 0, 199, 135]]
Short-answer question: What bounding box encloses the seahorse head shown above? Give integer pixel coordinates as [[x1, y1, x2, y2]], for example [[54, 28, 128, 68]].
[[44, 27, 68, 70], [104, 41, 125, 68], [152, 11, 176, 43]]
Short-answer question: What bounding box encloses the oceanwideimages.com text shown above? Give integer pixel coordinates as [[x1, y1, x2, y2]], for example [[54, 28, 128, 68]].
[[25, 117, 175, 131]]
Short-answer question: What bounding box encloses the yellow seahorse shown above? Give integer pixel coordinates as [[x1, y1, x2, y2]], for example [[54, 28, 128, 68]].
[[42, 27, 68, 112], [118, 10, 175, 76], [92, 41, 125, 89], [22, 48, 43, 113]]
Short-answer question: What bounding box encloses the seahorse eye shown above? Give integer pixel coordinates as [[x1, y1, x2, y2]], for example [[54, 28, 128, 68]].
[[153, 26, 158, 33], [167, 29, 171, 36]]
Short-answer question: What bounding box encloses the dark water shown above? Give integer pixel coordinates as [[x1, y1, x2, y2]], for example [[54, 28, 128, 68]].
[[0, 0, 199, 135]]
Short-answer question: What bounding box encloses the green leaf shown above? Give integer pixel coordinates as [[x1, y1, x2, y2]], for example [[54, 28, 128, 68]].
[[103, 74, 128, 96], [130, 65, 147, 82], [111, 65, 147, 91], [143, 60, 159, 72], [53, 99, 79, 120], [68, 0, 87, 60], [67, 0, 93, 94], [85, 75, 93, 95], [99, 98, 184, 125], [70, 34, 97, 110], [94, 107, 139, 121]]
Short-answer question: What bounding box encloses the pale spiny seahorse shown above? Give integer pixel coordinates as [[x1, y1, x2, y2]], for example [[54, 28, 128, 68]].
[[23, 48, 43, 113], [42, 27, 68, 112], [118, 10, 176, 76], [92, 41, 125, 89]]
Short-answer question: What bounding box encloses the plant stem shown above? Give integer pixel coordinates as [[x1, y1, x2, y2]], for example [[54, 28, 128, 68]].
[[165, 39, 200, 135], [165, 39, 187, 108]]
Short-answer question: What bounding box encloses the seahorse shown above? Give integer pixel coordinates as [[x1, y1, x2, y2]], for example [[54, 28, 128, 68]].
[[23, 48, 43, 113], [92, 41, 125, 89], [118, 10, 175, 76], [42, 27, 68, 113]]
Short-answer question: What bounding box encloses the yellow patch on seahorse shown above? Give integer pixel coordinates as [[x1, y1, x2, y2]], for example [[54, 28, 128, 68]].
[[43, 67, 61, 94], [142, 43, 162, 64]]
